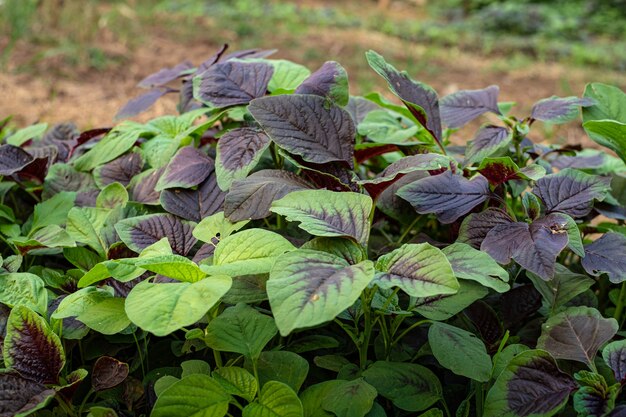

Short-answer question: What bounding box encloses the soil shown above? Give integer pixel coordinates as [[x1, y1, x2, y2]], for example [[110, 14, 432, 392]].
[[2, 18, 625, 147]]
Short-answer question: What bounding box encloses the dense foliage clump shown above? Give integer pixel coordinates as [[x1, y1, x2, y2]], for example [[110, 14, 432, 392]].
[[0, 45, 625, 417]]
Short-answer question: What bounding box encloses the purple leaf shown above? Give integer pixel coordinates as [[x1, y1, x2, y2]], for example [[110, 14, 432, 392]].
[[477, 157, 545, 186], [500, 284, 542, 328], [440, 85, 501, 128], [464, 125, 511, 166], [397, 171, 490, 224], [464, 301, 503, 347], [582, 233, 626, 283], [215, 127, 271, 190], [115, 89, 170, 120], [43, 163, 97, 198], [484, 350, 576, 417], [295, 61, 349, 106], [249, 94, 355, 168], [130, 167, 165, 205], [155, 146, 214, 191], [532, 168, 611, 218], [93, 151, 144, 188], [195, 44, 229, 75], [225, 170, 313, 221], [4, 306, 65, 384], [531, 96, 595, 124], [481, 215, 570, 279], [160, 171, 226, 222], [346, 96, 380, 125], [196, 60, 273, 108], [551, 152, 606, 170], [221, 48, 277, 62], [0, 145, 34, 175], [137, 60, 193, 88], [457, 208, 514, 248], [115, 213, 197, 255], [0, 372, 55, 417], [192, 243, 216, 264], [92, 356, 129, 391], [603, 340, 626, 383], [366, 51, 442, 143], [537, 307, 618, 367]]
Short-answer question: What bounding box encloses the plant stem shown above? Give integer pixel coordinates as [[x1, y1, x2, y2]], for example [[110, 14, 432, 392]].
[[614, 281, 626, 326], [391, 319, 431, 348], [396, 216, 421, 245], [359, 291, 374, 370]]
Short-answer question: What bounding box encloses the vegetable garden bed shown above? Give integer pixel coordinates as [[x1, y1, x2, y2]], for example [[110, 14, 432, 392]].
[[0, 45, 625, 417]]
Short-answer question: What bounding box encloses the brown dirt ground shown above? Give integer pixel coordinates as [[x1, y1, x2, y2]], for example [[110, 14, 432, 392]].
[[1, 10, 625, 147]]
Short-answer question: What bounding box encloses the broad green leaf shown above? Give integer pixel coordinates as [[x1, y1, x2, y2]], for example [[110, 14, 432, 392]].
[[268, 249, 375, 336], [201, 228, 294, 276], [243, 381, 303, 417], [132, 255, 206, 282], [528, 264, 594, 314], [4, 305, 65, 384], [77, 297, 131, 335], [442, 243, 509, 293], [572, 370, 618, 417], [428, 322, 492, 382], [301, 237, 366, 265], [265, 59, 311, 92], [413, 280, 488, 321], [0, 272, 47, 315], [87, 407, 119, 417], [583, 83, 626, 124], [247, 351, 309, 393], [181, 360, 211, 378], [492, 344, 530, 379], [484, 350, 576, 417], [151, 374, 231, 417], [74, 122, 149, 171], [358, 110, 420, 145], [362, 361, 441, 412], [30, 191, 76, 235], [374, 243, 459, 297], [96, 182, 129, 209], [193, 212, 249, 243], [125, 276, 231, 336], [537, 306, 618, 367], [213, 367, 257, 402], [322, 378, 377, 417], [300, 380, 344, 417], [271, 190, 372, 247], [6, 123, 47, 146], [77, 260, 144, 288], [204, 303, 277, 359], [583, 120, 626, 164], [63, 247, 103, 272], [12, 225, 76, 253], [52, 286, 114, 319], [66, 207, 111, 256]]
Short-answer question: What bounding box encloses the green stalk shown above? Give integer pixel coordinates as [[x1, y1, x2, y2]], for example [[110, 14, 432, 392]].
[[614, 281, 626, 326]]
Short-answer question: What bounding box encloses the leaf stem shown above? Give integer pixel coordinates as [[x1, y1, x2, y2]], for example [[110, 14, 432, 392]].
[[391, 319, 431, 348], [396, 216, 421, 245]]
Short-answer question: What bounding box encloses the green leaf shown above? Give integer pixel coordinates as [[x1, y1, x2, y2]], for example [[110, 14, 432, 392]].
[[132, 255, 206, 282], [77, 260, 144, 288], [243, 381, 303, 417], [180, 359, 211, 378], [66, 207, 111, 256], [204, 303, 277, 359], [87, 406, 119, 417], [573, 370, 618, 417], [193, 212, 249, 243], [583, 120, 626, 164], [537, 306, 618, 367], [213, 367, 258, 402], [201, 228, 295, 276], [583, 83, 626, 124], [77, 297, 131, 335], [362, 361, 441, 412], [268, 249, 375, 336], [151, 374, 231, 417], [357, 110, 420, 145], [528, 264, 594, 314], [300, 237, 366, 265], [322, 378, 377, 417], [484, 350, 576, 417], [428, 322, 492, 382], [300, 380, 344, 417], [442, 243, 509, 293], [374, 243, 459, 297], [74, 122, 149, 171], [248, 351, 309, 393], [30, 191, 76, 235], [52, 286, 114, 319], [492, 344, 530, 379], [96, 182, 129, 209], [413, 280, 488, 321], [271, 190, 373, 247], [0, 272, 48, 315], [265, 59, 311, 92], [125, 276, 231, 336], [6, 123, 47, 146]]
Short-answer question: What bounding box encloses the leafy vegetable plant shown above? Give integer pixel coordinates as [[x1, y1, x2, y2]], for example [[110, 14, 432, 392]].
[[1, 44, 625, 417]]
